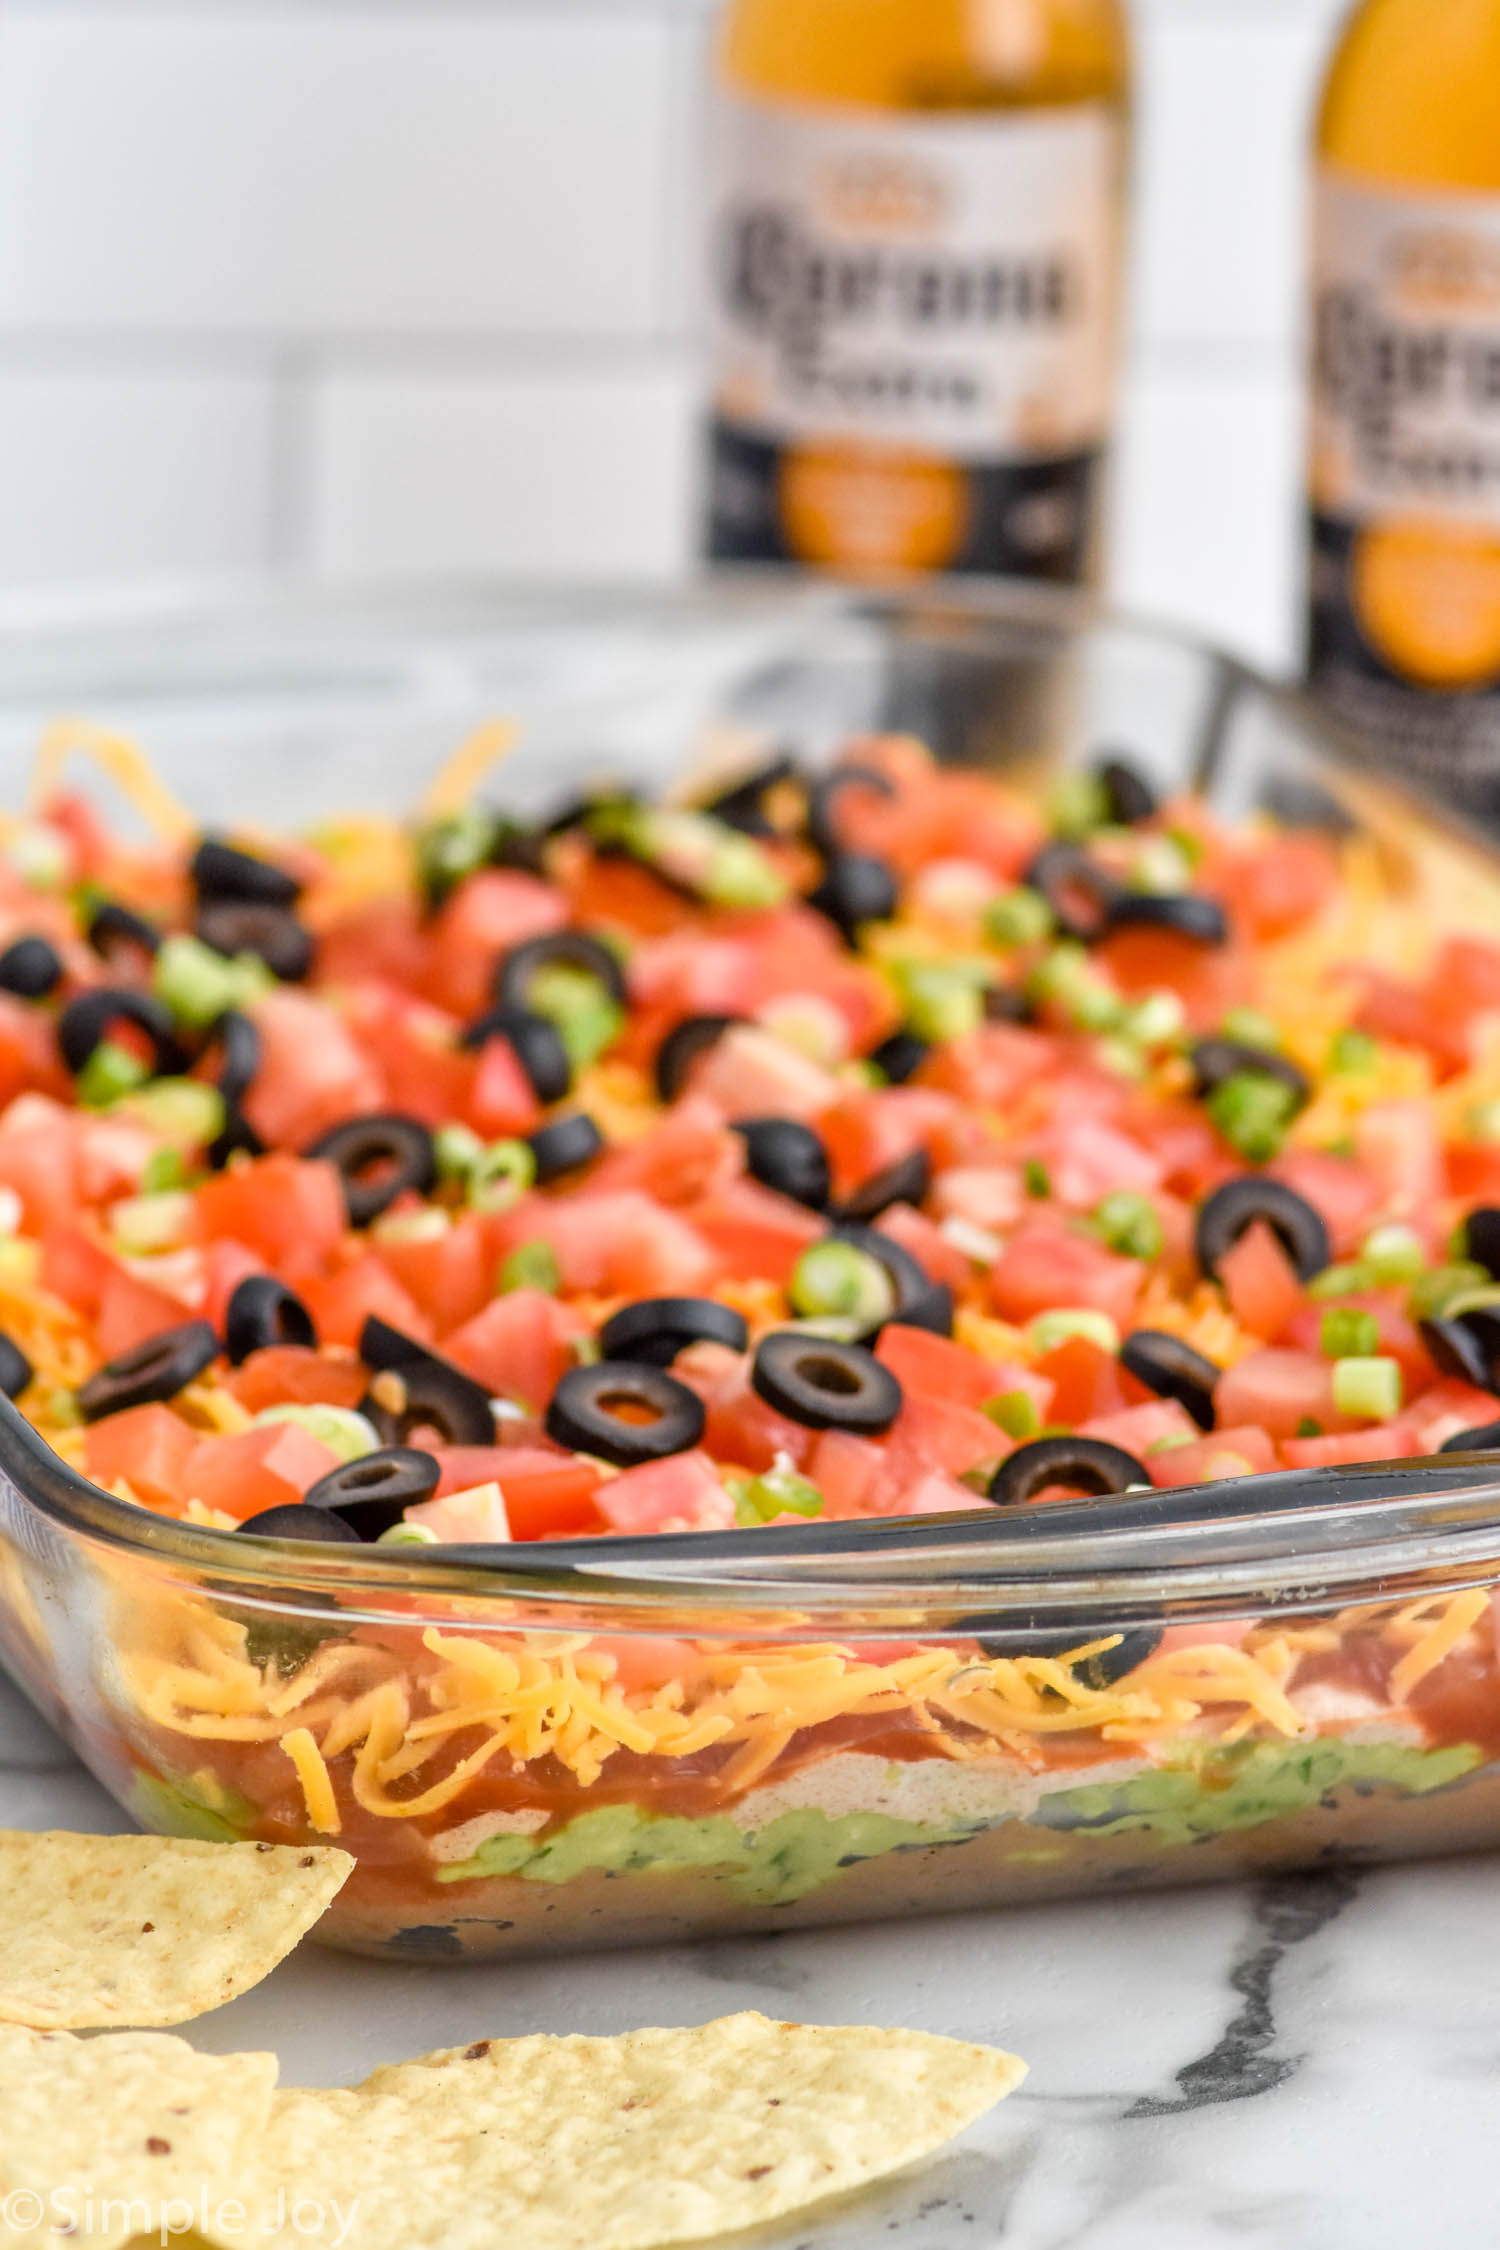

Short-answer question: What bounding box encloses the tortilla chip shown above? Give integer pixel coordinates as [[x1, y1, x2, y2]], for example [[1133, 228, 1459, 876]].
[[0, 1831, 352, 2029], [239, 2011, 1025, 2250], [0, 2024, 277, 2250]]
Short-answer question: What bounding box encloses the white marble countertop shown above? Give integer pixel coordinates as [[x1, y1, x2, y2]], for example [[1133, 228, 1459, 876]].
[[3, 1667, 1495, 2250]]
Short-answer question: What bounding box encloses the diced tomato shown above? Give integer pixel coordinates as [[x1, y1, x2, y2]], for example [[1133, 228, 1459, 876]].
[[1406, 1381, 1500, 1452], [593, 1450, 734, 1535], [1135, 1101, 1232, 1200], [195, 1153, 346, 1270], [1447, 1141, 1500, 1201], [874, 1203, 971, 1290], [687, 1179, 823, 1285], [920, 1022, 1054, 1108], [1216, 1348, 1338, 1440], [243, 989, 385, 1150], [1282, 1289, 1428, 1388], [1279, 1422, 1419, 1470], [884, 1391, 1003, 1481], [1147, 1425, 1277, 1488], [808, 1429, 900, 1519], [300, 1256, 431, 1350], [688, 1024, 836, 1120], [225, 1345, 368, 1414], [1078, 1399, 1200, 1454], [184, 1422, 341, 1522], [700, 1352, 813, 1471], [1354, 1100, 1443, 1225], [1093, 926, 1246, 1028], [315, 899, 427, 991], [0, 998, 66, 1110], [509, 1191, 715, 1300], [463, 1035, 543, 1140], [989, 1223, 1143, 1330], [1355, 972, 1473, 1077], [874, 1324, 1005, 1411], [1219, 836, 1339, 939], [1158, 1620, 1253, 1654], [379, 1215, 490, 1336], [465, 1448, 607, 1539], [1434, 934, 1500, 1015], [1038, 1116, 1164, 1210], [1269, 1150, 1381, 1259], [422, 870, 569, 1021], [1216, 1220, 1305, 1341], [441, 1291, 581, 1411], [587, 1098, 743, 1208], [199, 1239, 268, 1332], [339, 983, 479, 1132], [930, 1166, 1024, 1232], [818, 1088, 960, 1201], [1032, 1336, 1128, 1424], [39, 1223, 117, 1318], [0, 1120, 80, 1233], [407, 1479, 512, 1543], [95, 1267, 193, 1359], [84, 1403, 197, 1511], [894, 1469, 992, 1517]]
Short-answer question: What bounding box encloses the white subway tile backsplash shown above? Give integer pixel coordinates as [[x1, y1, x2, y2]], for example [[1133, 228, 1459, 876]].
[[0, 365, 274, 584], [0, 16, 673, 339], [309, 359, 698, 579]]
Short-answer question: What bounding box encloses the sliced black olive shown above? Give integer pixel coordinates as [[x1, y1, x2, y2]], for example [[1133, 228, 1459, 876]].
[[806, 764, 895, 857], [197, 1008, 261, 1111], [305, 1112, 437, 1227], [868, 1029, 929, 1086], [1420, 1313, 1500, 1396], [494, 931, 628, 1015], [1119, 1329, 1219, 1432], [751, 1331, 902, 1434], [0, 936, 61, 1001], [987, 1436, 1149, 1509], [237, 1503, 362, 1544], [86, 900, 160, 962], [1440, 1420, 1500, 1453], [190, 836, 301, 909], [654, 1014, 745, 1104], [359, 1315, 430, 1375], [207, 1106, 264, 1173], [0, 1330, 32, 1400], [1463, 1207, 1500, 1280], [196, 899, 314, 983], [77, 1320, 219, 1422], [224, 1276, 316, 1367], [960, 1613, 1164, 1683], [528, 1112, 604, 1185], [833, 1147, 931, 1226], [596, 1296, 750, 1368], [1109, 891, 1229, 947], [732, 1118, 830, 1211], [0, 931, 61, 1003], [303, 1447, 440, 1539], [1190, 1038, 1311, 1108], [806, 853, 899, 944], [983, 983, 1035, 1025], [360, 1342, 497, 1450], [1094, 754, 1159, 826], [1194, 1177, 1332, 1283], [459, 1006, 572, 1106], [544, 1362, 705, 1467], [701, 753, 800, 837], [831, 1223, 954, 1337], [1024, 842, 1123, 943], [57, 989, 185, 1080]]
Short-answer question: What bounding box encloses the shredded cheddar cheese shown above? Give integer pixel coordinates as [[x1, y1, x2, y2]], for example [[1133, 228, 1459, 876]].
[[417, 719, 520, 821], [282, 1727, 341, 1835], [29, 718, 196, 842]]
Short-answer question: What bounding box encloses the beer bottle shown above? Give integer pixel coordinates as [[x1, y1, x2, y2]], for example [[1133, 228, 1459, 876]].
[[1309, 0, 1500, 816], [702, 0, 1132, 583]]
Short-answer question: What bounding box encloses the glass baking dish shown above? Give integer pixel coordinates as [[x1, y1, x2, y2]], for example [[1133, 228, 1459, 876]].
[[1, 573, 1500, 1960]]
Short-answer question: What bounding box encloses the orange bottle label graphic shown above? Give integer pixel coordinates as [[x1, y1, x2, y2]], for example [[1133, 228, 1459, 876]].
[[704, 96, 1122, 579], [1309, 171, 1500, 793]]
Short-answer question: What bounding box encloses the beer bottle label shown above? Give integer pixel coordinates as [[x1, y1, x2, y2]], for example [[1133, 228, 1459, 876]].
[[1309, 170, 1500, 809], [702, 94, 1122, 580]]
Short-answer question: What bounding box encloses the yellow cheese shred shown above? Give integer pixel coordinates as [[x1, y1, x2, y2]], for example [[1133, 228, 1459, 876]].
[[281, 1726, 341, 1834], [415, 719, 519, 821], [1389, 1588, 1490, 1703], [29, 718, 196, 842]]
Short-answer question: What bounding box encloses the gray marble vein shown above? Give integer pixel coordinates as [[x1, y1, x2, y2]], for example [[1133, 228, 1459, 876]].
[[0, 1663, 1494, 2250]]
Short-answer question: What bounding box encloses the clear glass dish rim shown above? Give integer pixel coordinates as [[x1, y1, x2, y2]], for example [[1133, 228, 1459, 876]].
[[4, 569, 1500, 1631]]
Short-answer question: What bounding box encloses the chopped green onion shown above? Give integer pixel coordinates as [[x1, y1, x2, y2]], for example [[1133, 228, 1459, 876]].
[[1146, 1431, 1196, 1456], [1407, 1263, 1489, 1322], [984, 1390, 1041, 1440], [499, 1239, 561, 1296], [372, 1205, 450, 1247], [1028, 1308, 1120, 1357], [1307, 1261, 1375, 1300], [6, 824, 67, 891], [433, 1122, 484, 1183], [1025, 941, 1123, 1032], [1331, 1355, 1403, 1421], [1091, 1190, 1164, 1262], [415, 806, 500, 901], [1206, 1070, 1299, 1164], [1434, 1282, 1500, 1321], [1360, 1224, 1425, 1284], [602, 805, 790, 909], [0, 1238, 37, 1285], [1046, 769, 1113, 839], [983, 886, 1053, 950], [890, 959, 988, 1045], [468, 1137, 536, 1215], [1320, 1306, 1379, 1360], [116, 1078, 225, 1150], [1220, 1007, 1281, 1051], [77, 1039, 150, 1109], [730, 1463, 825, 1526], [1165, 824, 1205, 870], [140, 1147, 187, 1196], [376, 1520, 439, 1547], [154, 932, 273, 1030], [109, 1190, 193, 1256], [1130, 834, 1194, 896], [1464, 1098, 1500, 1145], [526, 962, 624, 1070], [1122, 991, 1187, 1050], [1024, 1158, 1051, 1200], [255, 1405, 380, 1462], [1327, 1027, 1378, 1076], [789, 1240, 895, 1329], [1296, 1416, 1322, 1439], [1094, 1035, 1149, 1083]]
